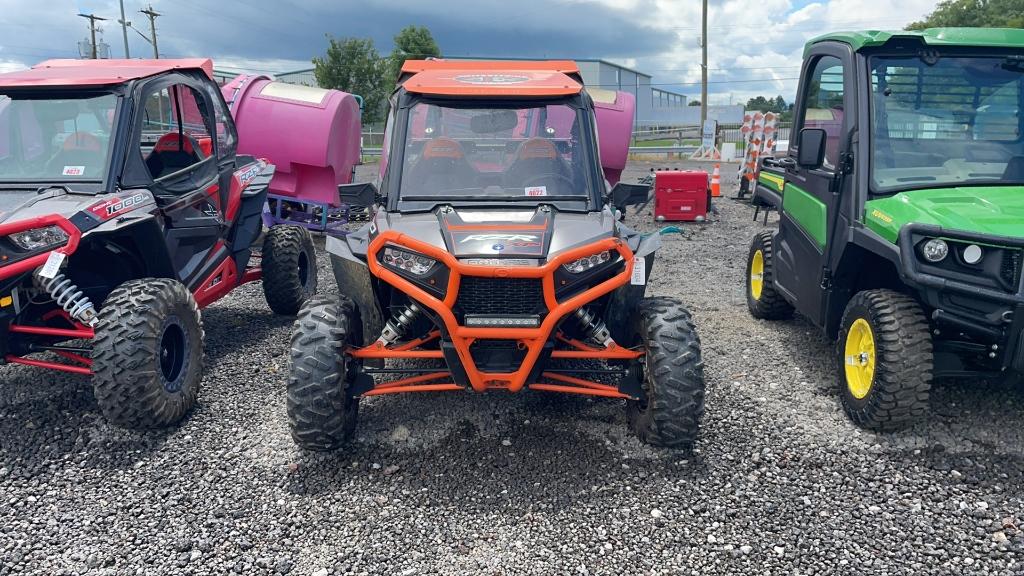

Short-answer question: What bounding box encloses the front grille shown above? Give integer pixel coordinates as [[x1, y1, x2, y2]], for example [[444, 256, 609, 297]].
[[469, 339, 527, 372], [456, 276, 543, 316], [1001, 250, 1022, 289]]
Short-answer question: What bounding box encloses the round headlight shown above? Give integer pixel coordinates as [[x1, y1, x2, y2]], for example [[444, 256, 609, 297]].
[[922, 239, 949, 263], [962, 244, 983, 265]]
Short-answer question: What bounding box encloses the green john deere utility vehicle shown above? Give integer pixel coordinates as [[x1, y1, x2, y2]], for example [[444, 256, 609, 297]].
[[746, 28, 1024, 430]]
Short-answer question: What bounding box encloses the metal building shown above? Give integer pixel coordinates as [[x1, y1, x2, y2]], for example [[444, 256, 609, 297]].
[[268, 58, 741, 127]]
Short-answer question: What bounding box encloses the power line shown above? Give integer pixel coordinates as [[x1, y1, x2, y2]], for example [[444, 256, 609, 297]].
[[588, 77, 802, 88], [659, 16, 914, 32]]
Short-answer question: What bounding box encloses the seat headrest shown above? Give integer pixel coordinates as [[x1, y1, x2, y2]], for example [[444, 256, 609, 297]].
[[62, 132, 102, 152], [422, 137, 463, 159], [518, 138, 557, 160], [153, 132, 197, 155]]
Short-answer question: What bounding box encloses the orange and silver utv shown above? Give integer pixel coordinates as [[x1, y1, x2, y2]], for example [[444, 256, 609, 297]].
[[286, 60, 705, 449]]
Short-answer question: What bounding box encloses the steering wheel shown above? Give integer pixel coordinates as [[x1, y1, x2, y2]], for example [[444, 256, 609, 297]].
[[522, 173, 575, 193]]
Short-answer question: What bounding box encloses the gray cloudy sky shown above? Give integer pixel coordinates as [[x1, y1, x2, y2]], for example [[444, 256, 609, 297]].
[[1, 0, 937, 103]]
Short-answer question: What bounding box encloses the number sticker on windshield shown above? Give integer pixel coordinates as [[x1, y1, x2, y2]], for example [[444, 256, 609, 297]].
[[525, 186, 547, 197], [62, 166, 85, 176]]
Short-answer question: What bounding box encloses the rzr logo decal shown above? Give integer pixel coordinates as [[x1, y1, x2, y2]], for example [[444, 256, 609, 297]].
[[460, 234, 538, 243], [235, 164, 263, 188], [453, 74, 530, 85], [450, 231, 546, 255]]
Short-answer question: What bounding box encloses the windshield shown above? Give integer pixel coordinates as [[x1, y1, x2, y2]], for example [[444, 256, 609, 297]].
[[397, 102, 595, 200], [0, 92, 117, 184], [869, 54, 1024, 193]]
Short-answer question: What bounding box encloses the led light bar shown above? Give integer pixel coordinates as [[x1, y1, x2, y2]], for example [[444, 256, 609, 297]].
[[464, 315, 541, 328]]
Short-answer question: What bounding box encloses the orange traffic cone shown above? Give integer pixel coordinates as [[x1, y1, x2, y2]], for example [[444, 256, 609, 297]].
[[711, 164, 721, 197]]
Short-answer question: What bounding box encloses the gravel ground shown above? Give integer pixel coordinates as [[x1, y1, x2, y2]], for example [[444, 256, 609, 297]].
[[1, 160, 1022, 575]]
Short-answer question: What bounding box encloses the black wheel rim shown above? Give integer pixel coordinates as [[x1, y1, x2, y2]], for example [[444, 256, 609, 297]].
[[160, 317, 187, 392]]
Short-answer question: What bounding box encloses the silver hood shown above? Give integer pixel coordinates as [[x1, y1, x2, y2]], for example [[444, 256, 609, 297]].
[[373, 206, 616, 259]]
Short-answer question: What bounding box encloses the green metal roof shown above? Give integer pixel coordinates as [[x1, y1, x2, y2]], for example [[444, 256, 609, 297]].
[[806, 27, 1024, 55]]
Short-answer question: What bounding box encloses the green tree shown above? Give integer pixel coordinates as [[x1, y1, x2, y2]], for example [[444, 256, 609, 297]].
[[907, 0, 1024, 29], [688, 99, 702, 106], [312, 36, 386, 123], [744, 95, 793, 121], [385, 26, 442, 87]]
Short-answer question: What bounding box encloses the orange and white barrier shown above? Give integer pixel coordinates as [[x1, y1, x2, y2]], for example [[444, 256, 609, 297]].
[[736, 111, 778, 188]]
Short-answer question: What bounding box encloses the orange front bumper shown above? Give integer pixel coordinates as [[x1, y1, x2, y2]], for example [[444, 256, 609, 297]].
[[349, 229, 642, 397]]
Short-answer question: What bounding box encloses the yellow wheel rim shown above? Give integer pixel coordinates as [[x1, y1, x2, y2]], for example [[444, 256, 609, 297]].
[[750, 250, 764, 300], [844, 318, 876, 399]]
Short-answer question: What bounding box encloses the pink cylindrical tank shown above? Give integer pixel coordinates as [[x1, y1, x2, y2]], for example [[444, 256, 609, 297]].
[[222, 75, 361, 206], [591, 89, 635, 185]]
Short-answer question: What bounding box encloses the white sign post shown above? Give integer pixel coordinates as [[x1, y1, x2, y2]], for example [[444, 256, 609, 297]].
[[690, 119, 721, 160]]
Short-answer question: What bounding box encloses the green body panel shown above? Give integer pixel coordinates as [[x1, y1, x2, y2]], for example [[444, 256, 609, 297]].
[[865, 186, 1024, 244], [782, 183, 827, 250], [758, 172, 785, 193], [805, 27, 1024, 56]]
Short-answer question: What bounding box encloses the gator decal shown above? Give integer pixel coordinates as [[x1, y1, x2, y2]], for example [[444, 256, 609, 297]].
[[758, 172, 785, 193], [865, 186, 1024, 245], [782, 183, 827, 250]]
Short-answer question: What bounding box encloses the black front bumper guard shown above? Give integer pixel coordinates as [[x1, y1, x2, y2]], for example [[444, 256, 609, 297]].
[[898, 224, 1024, 371]]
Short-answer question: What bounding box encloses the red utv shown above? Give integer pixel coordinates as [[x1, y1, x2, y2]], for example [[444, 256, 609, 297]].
[[0, 59, 317, 427]]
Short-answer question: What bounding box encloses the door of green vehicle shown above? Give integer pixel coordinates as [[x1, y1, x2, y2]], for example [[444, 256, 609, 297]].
[[772, 47, 852, 325]]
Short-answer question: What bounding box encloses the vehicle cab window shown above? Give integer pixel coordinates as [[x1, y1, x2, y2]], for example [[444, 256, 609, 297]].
[[798, 56, 845, 170], [0, 92, 117, 184], [869, 53, 1024, 193], [138, 83, 215, 185]]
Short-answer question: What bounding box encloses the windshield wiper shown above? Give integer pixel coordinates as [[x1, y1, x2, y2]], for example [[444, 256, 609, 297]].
[[402, 195, 587, 202], [1001, 58, 1024, 73]]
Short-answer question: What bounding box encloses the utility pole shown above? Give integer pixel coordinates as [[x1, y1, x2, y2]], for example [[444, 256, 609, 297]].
[[139, 5, 161, 58], [700, 0, 708, 127], [78, 13, 107, 59], [118, 0, 131, 58]]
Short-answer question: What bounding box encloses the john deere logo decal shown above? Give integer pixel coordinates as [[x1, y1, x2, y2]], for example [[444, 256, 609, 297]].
[[453, 74, 530, 85]]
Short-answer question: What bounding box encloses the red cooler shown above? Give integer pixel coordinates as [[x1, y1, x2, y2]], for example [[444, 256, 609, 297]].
[[654, 170, 710, 222]]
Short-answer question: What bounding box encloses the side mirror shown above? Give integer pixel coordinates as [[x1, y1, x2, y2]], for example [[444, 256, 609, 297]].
[[797, 128, 827, 169], [337, 182, 378, 207], [610, 182, 650, 211]]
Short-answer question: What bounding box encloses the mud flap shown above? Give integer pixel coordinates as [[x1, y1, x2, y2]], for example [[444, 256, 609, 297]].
[[327, 235, 384, 348], [606, 232, 659, 345], [230, 185, 268, 273]]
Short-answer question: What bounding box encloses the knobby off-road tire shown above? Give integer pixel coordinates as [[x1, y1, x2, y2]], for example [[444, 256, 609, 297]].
[[837, 289, 933, 431], [746, 231, 795, 320], [262, 225, 318, 315], [92, 278, 204, 428], [287, 295, 360, 451], [627, 296, 706, 449]]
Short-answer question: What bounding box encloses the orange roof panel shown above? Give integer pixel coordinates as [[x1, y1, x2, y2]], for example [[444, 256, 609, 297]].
[[402, 59, 580, 74], [400, 59, 583, 97]]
